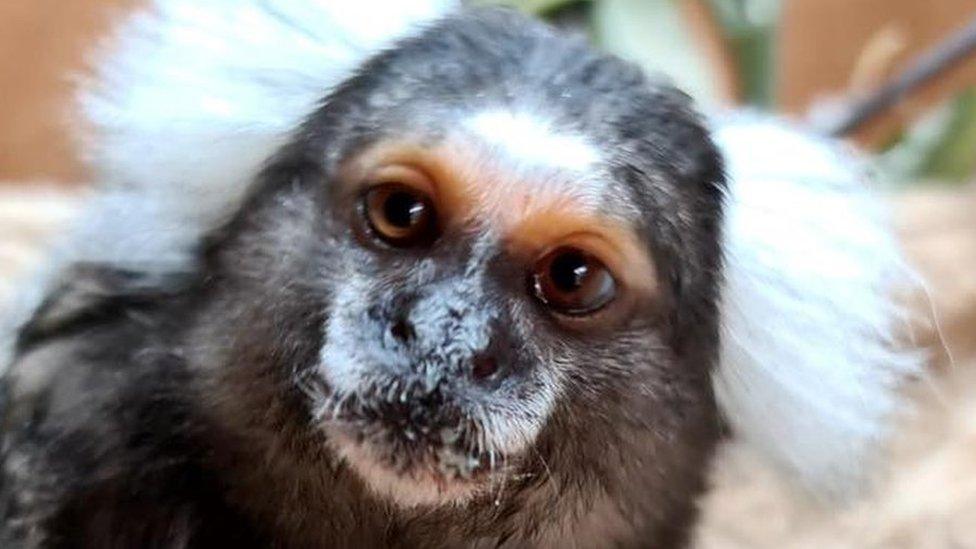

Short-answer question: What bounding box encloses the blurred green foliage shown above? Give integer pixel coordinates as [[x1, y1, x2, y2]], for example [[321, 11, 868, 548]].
[[922, 90, 976, 181], [488, 0, 579, 15], [878, 89, 976, 184], [707, 0, 778, 106], [591, 1, 726, 106]]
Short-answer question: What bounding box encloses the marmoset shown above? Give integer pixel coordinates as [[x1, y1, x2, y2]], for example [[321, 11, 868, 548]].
[[0, 2, 920, 547]]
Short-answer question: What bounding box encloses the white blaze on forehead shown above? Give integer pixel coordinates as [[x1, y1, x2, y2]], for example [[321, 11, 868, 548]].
[[464, 110, 600, 172]]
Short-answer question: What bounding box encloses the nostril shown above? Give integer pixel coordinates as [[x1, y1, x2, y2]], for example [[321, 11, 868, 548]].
[[390, 318, 415, 343], [471, 354, 499, 380]]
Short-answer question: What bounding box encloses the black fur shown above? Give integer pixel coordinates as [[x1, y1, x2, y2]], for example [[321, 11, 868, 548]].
[[2, 8, 726, 548]]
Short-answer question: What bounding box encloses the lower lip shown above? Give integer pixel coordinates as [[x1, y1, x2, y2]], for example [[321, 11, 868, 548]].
[[327, 419, 504, 481]]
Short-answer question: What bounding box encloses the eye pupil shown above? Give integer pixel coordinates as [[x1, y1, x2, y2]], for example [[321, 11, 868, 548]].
[[532, 247, 617, 317], [363, 183, 438, 247], [383, 191, 425, 229], [549, 252, 589, 292]]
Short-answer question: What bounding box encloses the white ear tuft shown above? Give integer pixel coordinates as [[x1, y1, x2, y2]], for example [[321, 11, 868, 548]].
[[75, 0, 457, 271], [712, 114, 924, 497]]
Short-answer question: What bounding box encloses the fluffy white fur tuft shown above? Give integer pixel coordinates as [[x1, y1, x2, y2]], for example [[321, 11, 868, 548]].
[[712, 115, 923, 496], [9, 1, 923, 498], [77, 0, 457, 270]]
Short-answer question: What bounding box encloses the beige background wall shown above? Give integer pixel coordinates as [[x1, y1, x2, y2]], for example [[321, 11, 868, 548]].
[[779, 0, 976, 145], [0, 0, 135, 184]]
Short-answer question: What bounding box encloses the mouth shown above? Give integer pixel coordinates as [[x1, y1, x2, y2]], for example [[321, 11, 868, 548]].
[[308, 377, 512, 506]]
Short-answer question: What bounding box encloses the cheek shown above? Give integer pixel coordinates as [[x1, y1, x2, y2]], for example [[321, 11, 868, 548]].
[[470, 313, 567, 455], [478, 362, 563, 456], [526, 320, 675, 408], [317, 275, 400, 394]]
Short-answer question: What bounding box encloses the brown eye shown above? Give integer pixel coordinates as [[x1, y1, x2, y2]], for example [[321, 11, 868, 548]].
[[363, 183, 437, 247], [531, 247, 617, 316]]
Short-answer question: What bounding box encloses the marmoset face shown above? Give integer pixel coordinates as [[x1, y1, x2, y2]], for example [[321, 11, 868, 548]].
[[219, 8, 726, 508]]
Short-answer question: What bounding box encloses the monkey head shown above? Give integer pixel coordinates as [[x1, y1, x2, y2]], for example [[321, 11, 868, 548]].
[[195, 7, 724, 526]]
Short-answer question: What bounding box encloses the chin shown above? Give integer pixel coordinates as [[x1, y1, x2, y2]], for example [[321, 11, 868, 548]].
[[327, 428, 499, 507], [323, 419, 517, 507], [314, 378, 521, 508]]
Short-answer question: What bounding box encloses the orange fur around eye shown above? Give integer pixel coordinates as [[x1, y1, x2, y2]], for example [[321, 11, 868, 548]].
[[507, 212, 657, 297], [339, 140, 657, 296]]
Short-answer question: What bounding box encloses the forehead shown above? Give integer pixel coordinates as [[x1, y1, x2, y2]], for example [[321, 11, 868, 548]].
[[344, 107, 643, 228], [463, 109, 600, 174], [457, 108, 622, 218]]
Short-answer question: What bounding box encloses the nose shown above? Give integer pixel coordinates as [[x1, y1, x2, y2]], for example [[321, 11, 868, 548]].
[[389, 314, 415, 343], [386, 305, 511, 385], [470, 353, 499, 380]]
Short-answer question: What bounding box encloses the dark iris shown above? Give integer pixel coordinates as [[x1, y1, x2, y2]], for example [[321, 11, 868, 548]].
[[383, 191, 426, 229], [363, 183, 438, 247], [531, 246, 617, 316]]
